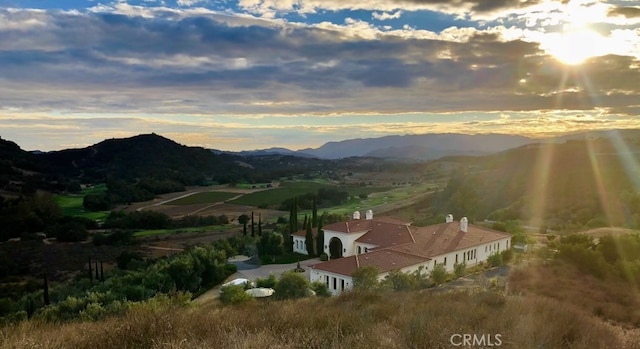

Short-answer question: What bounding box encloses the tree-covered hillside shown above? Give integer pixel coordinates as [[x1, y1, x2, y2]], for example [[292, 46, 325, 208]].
[[432, 137, 640, 230]]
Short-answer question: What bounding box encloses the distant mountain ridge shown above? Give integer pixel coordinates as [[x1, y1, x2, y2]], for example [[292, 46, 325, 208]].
[[232, 133, 537, 160], [230, 130, 640, 160]]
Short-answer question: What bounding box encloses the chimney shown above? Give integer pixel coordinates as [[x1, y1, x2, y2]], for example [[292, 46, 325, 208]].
[[445, 214, 454, 223], [365, 210, 373, 220], [353, 211, 361, 220], [460, 217, 468, 233]]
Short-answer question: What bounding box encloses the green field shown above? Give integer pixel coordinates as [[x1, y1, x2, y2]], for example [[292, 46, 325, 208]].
[[229, 181, 334, 207], [166, 191, 239, 206], [133, 225, 234, 237], [53, 184, 110, 221]]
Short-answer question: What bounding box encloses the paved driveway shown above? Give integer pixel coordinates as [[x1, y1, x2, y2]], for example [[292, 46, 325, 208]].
[[232, 257, 321, 281], [194, 257, 321, 304]]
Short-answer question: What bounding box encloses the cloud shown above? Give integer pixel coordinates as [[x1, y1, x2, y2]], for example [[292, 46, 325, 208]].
[[608, 6, 640, 19], [372, 10, 403, 21], [0, 4, 639, 151]]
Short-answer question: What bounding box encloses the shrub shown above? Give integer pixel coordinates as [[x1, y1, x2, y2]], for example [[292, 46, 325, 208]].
[[255, 274, 277, 288], [430, 264, 447, 285], [310, 281, 331, 297], [319, 253, 329, 261], [454, 262, 466, 278], [274, 271, 310, 300], [219, 284, 254, 305], [352, 266, 380, 290], [383, 270, 417, 291], [487, 253, 503, 267]]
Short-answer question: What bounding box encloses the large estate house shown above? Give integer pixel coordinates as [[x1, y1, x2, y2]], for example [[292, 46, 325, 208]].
[[293, 211, 511, 295]]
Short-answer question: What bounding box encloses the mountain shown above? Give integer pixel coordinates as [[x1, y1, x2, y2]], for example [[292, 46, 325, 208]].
[[224, 147, 316, 158], [295, 133, 536, 160], [37, 133, 249, 184]]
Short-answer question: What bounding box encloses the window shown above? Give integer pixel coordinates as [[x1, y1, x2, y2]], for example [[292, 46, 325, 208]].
[[341, 279, 345, 290], [444, 257, 447, 266], [357, 246, 361, 254], [332, 277, 337, 290], [325, 275, 329, 286], [455, 254, 458, 264], [365, 247, 369, 253]]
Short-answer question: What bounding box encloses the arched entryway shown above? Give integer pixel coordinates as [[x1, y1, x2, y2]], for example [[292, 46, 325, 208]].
[[329, 237, 343, 259]]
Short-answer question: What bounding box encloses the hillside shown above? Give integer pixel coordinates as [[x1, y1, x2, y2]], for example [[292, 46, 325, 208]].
[[430, 135, 640, 230], [37, 134, 250, 185], [1, 287, 627, 349]]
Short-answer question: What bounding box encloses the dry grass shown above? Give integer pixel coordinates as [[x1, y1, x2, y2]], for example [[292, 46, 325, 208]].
[[510, 261, 640, 326], [0, 288, 625, 349]]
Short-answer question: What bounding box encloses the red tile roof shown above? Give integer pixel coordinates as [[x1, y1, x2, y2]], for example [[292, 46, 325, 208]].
[[311, 249, 429, 276], [310, 217, 511, 277], [393, 222, 511, 258], [355, 221, 414, 247]]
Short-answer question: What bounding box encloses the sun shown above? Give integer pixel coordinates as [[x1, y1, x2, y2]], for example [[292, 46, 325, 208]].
[[542, 28, 605, 65]]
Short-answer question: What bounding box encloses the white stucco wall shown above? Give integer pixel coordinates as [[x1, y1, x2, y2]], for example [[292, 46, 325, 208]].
[[322, 229, 367, 257], [310, 269, 355, 295]]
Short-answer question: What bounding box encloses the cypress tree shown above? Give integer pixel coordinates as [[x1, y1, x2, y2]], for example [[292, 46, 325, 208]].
[[251, 211, 255, 237], [43, 272, 50, 306], [316, 215, 325, 256], [100, 260, 105, 282], [88, 256, 93, 282], [258, 214, 262, 236], [305, 219, 314, 256], [303, 214, 308, 234], [95, 259, 99, 280], [312, 195, 318, 227]]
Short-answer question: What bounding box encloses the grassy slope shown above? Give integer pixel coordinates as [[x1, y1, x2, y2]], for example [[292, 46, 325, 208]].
[[2, 289, 624, 349], [53, 184, 109, 221], [133, 225, 233, 237]]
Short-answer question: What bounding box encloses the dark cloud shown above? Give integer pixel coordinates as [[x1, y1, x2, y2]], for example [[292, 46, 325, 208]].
[[0, 7, 637, 117], [608, 7, 640, 18]]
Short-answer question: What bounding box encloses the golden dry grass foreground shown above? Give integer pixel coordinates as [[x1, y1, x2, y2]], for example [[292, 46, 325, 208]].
[[0, 288, 633, 349]]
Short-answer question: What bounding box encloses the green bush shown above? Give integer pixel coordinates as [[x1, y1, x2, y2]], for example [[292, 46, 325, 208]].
[[454, 262, 466, 278], [219, 285, 254, 305], [430, 264, 447, 285], [274, 271, 310, 300], [487, 253, 503, 267], [319, 253, 329, 261], [310, 281, 331, 297], [255, 274, 277, 288]]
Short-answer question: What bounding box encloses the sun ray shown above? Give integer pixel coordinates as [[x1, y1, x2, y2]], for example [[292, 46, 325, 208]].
[[527, 142, 555, 227]]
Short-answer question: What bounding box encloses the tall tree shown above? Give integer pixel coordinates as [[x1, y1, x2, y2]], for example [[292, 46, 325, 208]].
[[312, 195, 318, 227], [258, 214, 262, 236], [100, 260, 105, 282], [316, 215, 325, 256], [251, 211, 255, 237], [305, 219, 314, 256], [238, 214, 249, 236], [95, 259, 99, 280], [88, 256, 93, 282], [302, 214, 308, 234]]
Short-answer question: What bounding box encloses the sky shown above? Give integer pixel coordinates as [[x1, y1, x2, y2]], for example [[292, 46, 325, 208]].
[[0, 0, 639, 151]]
